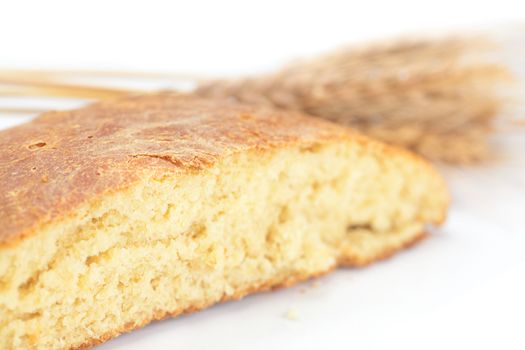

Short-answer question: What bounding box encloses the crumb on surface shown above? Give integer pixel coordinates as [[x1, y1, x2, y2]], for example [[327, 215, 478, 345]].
[[285, 308, 299, 321]]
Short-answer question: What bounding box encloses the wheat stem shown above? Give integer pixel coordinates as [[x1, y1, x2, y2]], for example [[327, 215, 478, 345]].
[[0, 69, 209, 83], [0, 107, 49, 114]]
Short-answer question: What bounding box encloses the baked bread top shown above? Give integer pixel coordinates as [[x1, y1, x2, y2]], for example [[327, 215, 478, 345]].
[[1, 92, 382, 245]]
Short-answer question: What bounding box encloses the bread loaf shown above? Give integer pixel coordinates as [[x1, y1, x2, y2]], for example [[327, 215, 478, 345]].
[[0, 93, 448, 349]]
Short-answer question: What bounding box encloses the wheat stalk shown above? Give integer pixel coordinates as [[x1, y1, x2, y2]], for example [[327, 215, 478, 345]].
[[0, 36, 512, 164], [196, 37, 512, 164]]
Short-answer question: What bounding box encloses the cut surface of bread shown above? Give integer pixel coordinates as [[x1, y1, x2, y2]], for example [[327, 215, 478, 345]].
[[0, 93, 448, 350]]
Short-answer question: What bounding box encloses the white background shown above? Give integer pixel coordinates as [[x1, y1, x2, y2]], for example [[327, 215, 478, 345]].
[[1, 1, 525, 349], [1, 0, 524, 75]]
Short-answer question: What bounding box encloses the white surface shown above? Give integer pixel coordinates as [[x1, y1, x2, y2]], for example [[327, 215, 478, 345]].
[[1, 2, 525, 349]]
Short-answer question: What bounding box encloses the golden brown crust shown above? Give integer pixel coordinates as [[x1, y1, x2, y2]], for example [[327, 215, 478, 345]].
[[0, 92, 363, 246], [71, 231, 426, 350]]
